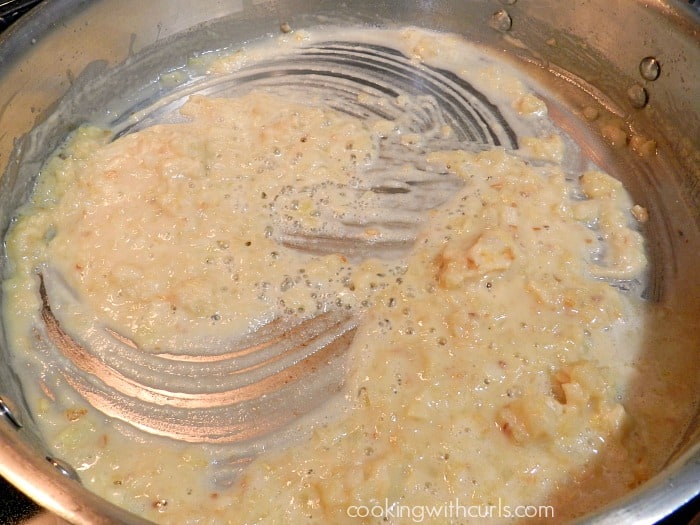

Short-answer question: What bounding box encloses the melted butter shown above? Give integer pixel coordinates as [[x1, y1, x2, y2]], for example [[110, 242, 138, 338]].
[[7, 93, 401, 350], [220, 145, 647, 524], [2, 26, 697, 525]]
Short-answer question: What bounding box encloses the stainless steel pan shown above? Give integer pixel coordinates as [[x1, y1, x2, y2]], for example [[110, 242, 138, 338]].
[[0, 1, 698, 523]]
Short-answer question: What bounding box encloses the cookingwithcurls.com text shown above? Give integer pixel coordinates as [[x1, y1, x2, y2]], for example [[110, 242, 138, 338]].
[[346, 498, 555, 522]]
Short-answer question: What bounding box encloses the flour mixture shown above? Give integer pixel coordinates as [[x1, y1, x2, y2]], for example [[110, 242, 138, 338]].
[[2, 27, 696, 524]]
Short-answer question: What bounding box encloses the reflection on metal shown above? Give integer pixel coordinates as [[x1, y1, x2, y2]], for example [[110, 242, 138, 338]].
[[39, 273, 358, 444], [45, 456, 81, 483], [0, 396, 22, 428]]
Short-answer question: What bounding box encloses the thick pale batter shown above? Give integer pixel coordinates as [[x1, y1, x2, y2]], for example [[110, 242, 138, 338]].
[[2, 27, 696, 524]]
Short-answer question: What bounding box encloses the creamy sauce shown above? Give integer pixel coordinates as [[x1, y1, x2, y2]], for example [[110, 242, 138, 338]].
[[2, 27, 697, 524]]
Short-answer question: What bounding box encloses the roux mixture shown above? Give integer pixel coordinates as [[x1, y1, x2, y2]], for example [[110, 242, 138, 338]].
[[2, 27, 696, 524]]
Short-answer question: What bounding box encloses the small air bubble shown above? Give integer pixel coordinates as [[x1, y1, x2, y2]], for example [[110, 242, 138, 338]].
[[639, 57, 661, 81], [280, 276, 294, 292], [627, 84, 649, 109], [490, 9, 513, 32]]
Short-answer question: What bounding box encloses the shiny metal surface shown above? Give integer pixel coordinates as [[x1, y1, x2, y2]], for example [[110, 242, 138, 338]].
[[0, 1, 698, 524], [39, 271, 358, 445], [0, 395, 23, 428], [0, 0, 42, 31]]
